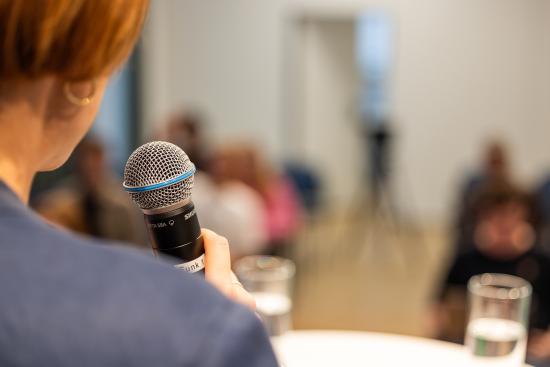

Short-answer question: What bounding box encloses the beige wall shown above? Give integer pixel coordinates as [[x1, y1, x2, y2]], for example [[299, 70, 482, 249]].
[[141, 0, 550, 223]]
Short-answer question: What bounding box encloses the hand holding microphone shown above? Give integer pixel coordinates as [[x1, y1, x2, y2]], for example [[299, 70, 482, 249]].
[[123, 141, 255, 309], [202, 228, 256, 310]]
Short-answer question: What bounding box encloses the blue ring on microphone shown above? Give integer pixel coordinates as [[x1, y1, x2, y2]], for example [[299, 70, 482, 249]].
[[123, 166, 196, 193]]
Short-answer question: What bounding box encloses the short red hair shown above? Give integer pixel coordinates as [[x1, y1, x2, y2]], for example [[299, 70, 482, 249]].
[[0, 0, 149, 81]]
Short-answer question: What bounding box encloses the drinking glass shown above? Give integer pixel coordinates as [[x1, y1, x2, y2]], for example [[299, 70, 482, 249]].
[[466, 273, 532, 367], [234, 256, 295, 336]]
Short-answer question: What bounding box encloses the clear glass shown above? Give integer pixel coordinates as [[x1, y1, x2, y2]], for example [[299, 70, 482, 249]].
[[466, 273, 532, 367], [234, 256, 296, 336]]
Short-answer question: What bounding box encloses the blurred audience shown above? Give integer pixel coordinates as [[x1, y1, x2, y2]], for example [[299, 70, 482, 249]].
[[454, 140, 517, 254], [198, 145, 268, 260], [216, 144, 303, 257], [436, 183, 550, 362], [34, 137, 148, 249], [197, 142, 303, 259]]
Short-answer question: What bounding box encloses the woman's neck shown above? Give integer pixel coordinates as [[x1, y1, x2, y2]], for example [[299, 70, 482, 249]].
[[0, 158, 34, 204], [0, 95, 46, 204]]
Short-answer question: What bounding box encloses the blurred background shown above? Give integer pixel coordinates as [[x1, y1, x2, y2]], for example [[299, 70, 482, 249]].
[[30, 0, 550, 343]]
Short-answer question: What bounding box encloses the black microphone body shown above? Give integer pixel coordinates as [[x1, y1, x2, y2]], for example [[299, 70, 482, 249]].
[[144, 201, 205, 274]]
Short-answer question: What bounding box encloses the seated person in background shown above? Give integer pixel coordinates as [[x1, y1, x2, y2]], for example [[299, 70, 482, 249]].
[[233, 145, 303, 257], [195, 145, 269, 261], [437, 183, 550, 363], [34, 137, 148, 248], [453, 140, 515, 254]]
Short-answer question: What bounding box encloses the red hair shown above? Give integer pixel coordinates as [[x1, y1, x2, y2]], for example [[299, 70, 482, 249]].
[[0, 0, 149, 81]]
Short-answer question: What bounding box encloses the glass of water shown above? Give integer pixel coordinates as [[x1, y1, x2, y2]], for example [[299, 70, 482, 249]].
[[234, 256, 295, 336], [466, 273, 532, 367]]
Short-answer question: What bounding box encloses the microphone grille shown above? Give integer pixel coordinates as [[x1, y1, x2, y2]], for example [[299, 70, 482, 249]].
[[123, 141, 194, 210]]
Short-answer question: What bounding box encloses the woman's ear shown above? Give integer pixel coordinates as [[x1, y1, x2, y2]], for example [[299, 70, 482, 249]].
[[63, 79, 98, 107], [46, 77, 108, 122]]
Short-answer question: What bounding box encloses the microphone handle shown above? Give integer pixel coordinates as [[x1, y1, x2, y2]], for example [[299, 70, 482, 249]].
[[144, 201, 205, 275]]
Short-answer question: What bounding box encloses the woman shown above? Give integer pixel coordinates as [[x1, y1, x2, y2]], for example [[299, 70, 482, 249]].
[[0, 1, 276, 366]]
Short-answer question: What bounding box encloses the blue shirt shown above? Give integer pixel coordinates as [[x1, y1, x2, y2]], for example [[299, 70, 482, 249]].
[[0, 182, 278, 366]]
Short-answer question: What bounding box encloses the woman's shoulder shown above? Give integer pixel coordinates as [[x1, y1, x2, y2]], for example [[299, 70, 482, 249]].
[[0, 208, 267, 365], [0, 196, 224, 311]]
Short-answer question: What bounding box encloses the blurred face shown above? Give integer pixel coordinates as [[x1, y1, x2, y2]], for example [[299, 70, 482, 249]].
[[39, 77, 109, 171], [485, 145, 508, 180], [167, 121, 198, 149], [475, 202, 534, 260], [210, 150, 234, 183]]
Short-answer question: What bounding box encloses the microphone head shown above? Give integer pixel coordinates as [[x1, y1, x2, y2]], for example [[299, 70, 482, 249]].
[[123, 141, 195, 210]]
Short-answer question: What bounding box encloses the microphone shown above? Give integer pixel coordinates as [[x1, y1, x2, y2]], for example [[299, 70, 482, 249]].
[[123, 141, 205, 275]]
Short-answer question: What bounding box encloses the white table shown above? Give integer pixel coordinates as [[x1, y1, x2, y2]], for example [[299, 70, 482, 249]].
[[272, 330, 531, 366]]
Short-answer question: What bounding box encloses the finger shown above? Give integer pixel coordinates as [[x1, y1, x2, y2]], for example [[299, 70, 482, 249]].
[[231, 284, 257, 310], [229, 272, 256, 310], [202, 229, 232, 295]]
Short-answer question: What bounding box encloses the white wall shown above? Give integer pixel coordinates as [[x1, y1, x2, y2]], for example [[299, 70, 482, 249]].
[[141, 0, 550, 223], [297, 20, 364, 208]]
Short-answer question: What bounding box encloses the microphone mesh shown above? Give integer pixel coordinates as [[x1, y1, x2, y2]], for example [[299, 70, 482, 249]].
[[123, 141, 194, 210]]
